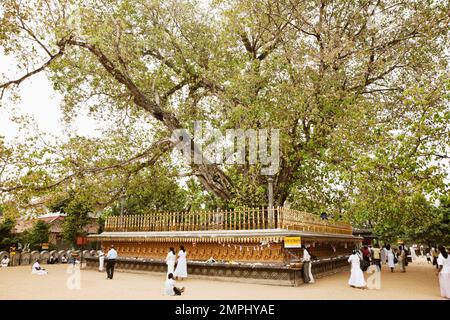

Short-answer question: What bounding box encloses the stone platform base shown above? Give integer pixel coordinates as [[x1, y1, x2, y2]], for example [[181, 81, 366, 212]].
[[90, 229, 361, 263], [85, 256, 350, 286]]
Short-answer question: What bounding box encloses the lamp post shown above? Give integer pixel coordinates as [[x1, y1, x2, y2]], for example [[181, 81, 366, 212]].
[[268, 176, 274, 228], [120, 191, 126, 217]]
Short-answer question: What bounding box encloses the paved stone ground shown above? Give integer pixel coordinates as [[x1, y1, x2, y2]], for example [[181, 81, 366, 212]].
[[0, 257, 445, 300]]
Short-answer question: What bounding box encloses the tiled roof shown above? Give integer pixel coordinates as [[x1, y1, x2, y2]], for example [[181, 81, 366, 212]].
[[12, 218, 34, 233], [352, 228, 377, 239]]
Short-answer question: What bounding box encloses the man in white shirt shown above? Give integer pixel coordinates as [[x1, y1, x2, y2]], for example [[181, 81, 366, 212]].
[[164, 273, 185, 296], [106, 245, 118, 280], [301, 245, 315, 284]]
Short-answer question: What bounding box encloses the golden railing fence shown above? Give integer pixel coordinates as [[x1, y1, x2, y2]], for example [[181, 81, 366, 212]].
[[104, 207, 352, 235]]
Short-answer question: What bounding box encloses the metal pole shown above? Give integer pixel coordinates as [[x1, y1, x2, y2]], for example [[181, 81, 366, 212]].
[[268, 176, 274, 228], [120, 195, 125, 217], [119, 185, 127, 217]]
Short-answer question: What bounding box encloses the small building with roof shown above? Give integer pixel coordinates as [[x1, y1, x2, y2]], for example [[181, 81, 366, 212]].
[[12, 213, 99, 249], [352, 228, 377, 245]]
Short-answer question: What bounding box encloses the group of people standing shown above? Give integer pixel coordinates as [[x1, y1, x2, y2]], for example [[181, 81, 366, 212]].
[[96, 244, 188, 296], [381, 244, 408, 273], [165, 246, 188, 280], [97, 245, 118, 280], [347, 244, 411, 289], [302, 243, 414, 288], [164, 246, 188, 296], [346, 243, 450, 299], [346, 244, 408, 289]]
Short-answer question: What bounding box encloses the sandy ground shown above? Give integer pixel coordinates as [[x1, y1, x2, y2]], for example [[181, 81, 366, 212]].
[[0, 257, 445, 300]]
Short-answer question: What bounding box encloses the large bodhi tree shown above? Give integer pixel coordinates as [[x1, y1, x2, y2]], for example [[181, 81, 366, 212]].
[[0, 0, 448, 219]]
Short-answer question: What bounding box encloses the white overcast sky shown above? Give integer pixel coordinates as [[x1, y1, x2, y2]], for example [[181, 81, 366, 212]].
[[0, 52, 101, 144]]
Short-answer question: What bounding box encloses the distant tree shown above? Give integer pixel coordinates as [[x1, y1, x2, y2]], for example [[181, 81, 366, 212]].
[[96, 215, 105, 234], [23, 220, 50, 250], [413, 197, 450, 246], [0, 217, 16, 250], [0, 217, 14, 239], [48, 188, 94, 248], [110, 168, 188, 215]]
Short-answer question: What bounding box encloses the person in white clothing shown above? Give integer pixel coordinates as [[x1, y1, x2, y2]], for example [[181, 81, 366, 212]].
[[380, 245, 387, 265], [164, 273, 185, 296], [106, 245, 118, 279], [1, 255, 10, 268], [31, 260, 48, 275], [173, 246, 187, 279], [98, 247, 105, 272], [165, 247, 176, 275], [410, 244, 418, 261], [301, 245, 315, 284], [386, 244, 395, 272], [437, 245, 450, 299], [348, 250, 366, 289]]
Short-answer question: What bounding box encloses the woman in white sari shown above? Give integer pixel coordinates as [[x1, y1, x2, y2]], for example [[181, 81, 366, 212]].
[[348, 250, 366, 289], [173, 246, 188, 279], [165, 247, 176, 275], [386, 244, 395, 272], [410, 245, 418, 261], [98, 247, 105, 272], [437, 245, 450, 299]]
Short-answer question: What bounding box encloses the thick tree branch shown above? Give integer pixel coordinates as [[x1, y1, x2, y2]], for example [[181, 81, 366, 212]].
[[0, 40, 68, 99]]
